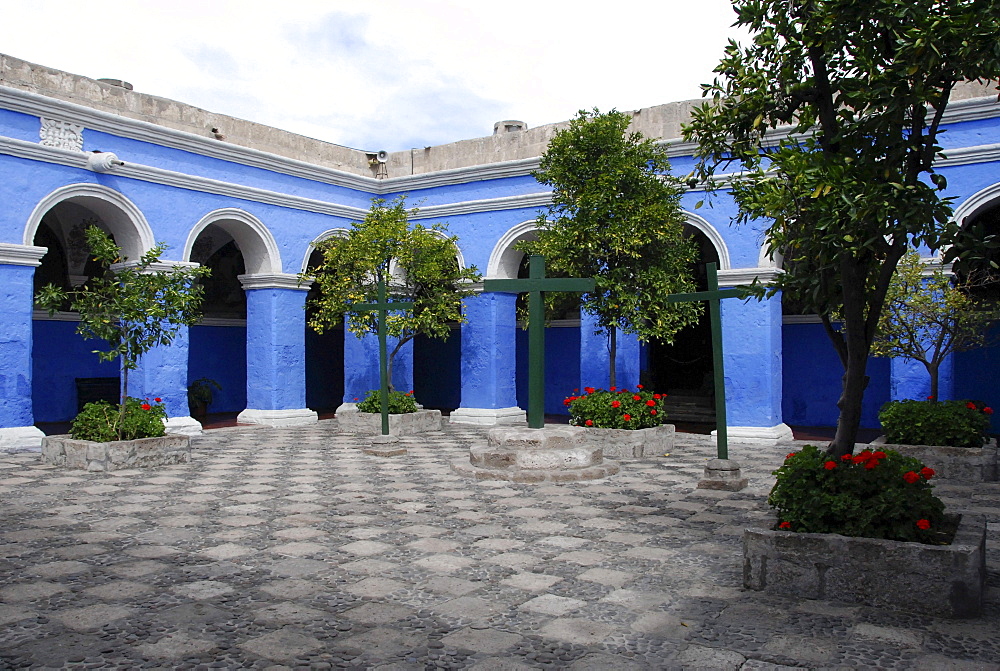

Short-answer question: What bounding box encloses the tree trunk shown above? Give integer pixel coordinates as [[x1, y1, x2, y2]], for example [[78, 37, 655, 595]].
[[608, 328, 617, 389], [117, 364, 129, 441], [828, 353, 869, 458], [386, 334, 413, 394], [926, 361, 939, 401]]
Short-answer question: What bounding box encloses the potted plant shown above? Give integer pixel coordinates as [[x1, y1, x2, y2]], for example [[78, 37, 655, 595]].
[[563, 385, 674, 457], [336, 389, 442, 435], [744, 445, 986, 617], [35, 226, 210, 470], [873, 398, 998, 481], [187, 377, 222, 421]]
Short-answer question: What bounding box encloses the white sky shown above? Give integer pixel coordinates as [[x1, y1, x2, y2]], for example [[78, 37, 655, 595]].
[[0, 1, 750, 152]]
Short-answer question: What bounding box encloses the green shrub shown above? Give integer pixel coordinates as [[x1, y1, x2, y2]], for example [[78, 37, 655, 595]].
[[768, 445, 947, 543], [356, 389, 418, 414], [564, 386, 667, 430], [879, 399, 992, 448], [70, 397, 167, 442]]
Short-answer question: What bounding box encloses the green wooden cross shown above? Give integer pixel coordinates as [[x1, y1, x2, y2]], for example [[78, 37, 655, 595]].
[[353, 276, 414, 436], [663, 262, 744, 459], [484, 255, 595, 429]]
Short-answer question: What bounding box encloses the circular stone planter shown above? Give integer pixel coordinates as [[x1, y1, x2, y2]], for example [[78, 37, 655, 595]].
[[743, 514, 986, 618], [870, 437, 998, 482], [41, 434, 191, 472], [576, 423, 675, 458], [336, 405, 442, 436]]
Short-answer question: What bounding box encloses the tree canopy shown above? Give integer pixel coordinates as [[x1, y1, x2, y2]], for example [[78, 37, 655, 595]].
[[523, 109, 701, 386], [305, 196, 481, 391], [683, 0, 1000, 456]]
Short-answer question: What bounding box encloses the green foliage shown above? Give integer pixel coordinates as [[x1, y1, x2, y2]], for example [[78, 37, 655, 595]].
[[356, 389, 418, 414], [769, 445, 946, 543], [70, 397, 167, 442], [879, 399, 992, 448], [682, 0, 1000, 455], [872, 250, 1000, 398], [523, 109, 701, 364], [564, 386, 668, 430], [35, 226, 210, 440], [305, 197, 481, 390]]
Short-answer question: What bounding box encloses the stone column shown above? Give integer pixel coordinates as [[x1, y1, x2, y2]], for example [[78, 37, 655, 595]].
[[0, 243, 48, 451], [579, 312, 640, 390], [342, 329, 414, 406], [236, 274, 317, 427], [716, 268, 793, 444], [451, 291, 526, 425]]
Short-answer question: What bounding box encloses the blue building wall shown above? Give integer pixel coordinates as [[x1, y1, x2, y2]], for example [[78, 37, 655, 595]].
[[516, 325, 581, 416], [188, 325, 248, 414], [30, 320, 118, 422]]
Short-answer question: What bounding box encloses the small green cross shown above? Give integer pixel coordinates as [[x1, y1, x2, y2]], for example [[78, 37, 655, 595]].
[[353, 276, 415, 435], [663, 262, 744, 459], [484, 255, 595, 428]]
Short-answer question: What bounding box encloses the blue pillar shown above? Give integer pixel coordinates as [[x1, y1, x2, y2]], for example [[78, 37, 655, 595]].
[[451, 291, 526, 424], [0, 245, 48, 450], [128, 325, 202, 435], [343, 329, 413, 404], [579, 312, 640, 391], [717, 268, 792, 444], [236, 274, 317, 427]]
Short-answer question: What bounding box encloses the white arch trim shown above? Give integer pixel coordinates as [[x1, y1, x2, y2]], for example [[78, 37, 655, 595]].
[[486, 220, 538, 279], [952, 182, 1000, 229], [185, 208, 281, 275], [682, 211, 731, 270], [24, 183, 156, 262], [300, 228, 350, 273]]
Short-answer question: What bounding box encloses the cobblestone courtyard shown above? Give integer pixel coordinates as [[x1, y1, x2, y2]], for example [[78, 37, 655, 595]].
[[1, 421, 998, 669]]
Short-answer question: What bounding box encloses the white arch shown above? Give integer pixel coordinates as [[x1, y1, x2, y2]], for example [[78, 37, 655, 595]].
[[952, 182, 1000, 229], [24, 183, 155, 262], [300, 228, 350, 273], [487, 220, 538, 279], [184, 208, 281, 275], [681, 211, 731, 270]]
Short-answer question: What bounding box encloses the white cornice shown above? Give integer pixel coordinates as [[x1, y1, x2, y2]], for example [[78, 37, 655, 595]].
[[238, 273, 311, 291], [411, 192, 551, 219], [717, 267, 782, 287], [937, 143, 1000, 168], [0, 243, 48, 266]]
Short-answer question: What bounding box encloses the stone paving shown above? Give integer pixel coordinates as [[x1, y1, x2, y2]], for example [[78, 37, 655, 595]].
[[1, 420, 998, 670]]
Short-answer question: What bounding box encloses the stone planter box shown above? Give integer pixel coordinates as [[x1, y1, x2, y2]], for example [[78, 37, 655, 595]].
[[336, 406, 442, 435], [743, 514, 986, 618], [41, 434, 191, 472], [871, 437, 998, 482], [577, 424, 674, 458]]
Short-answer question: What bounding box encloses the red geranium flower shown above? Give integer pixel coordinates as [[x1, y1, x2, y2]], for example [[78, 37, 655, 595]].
[[903, 471, 920, 484], [824, 461, 836, 470], [927, 395, 935, 400], [872, 451, 887, 460], [610, 386, 616, 391], [779, 521, 791, 530], [636, 384, 643, 389], [985, 407, 994, 415], [585, 419, 593, 427], [633, 395, 641, 401], [646, 400, 656, 407], [584, 387, 595, 394], [864, 461, 877, 470], [786, 452, 796, 460], [916, 519, 931, 530], [653, 393, 661, 399], [920, 466, 935, 480], [611, 400, 621, 408], [650, 410, 657, 415], [141, 403, 151, 411], [573, 388, 579, 393], [354, 397, 359, 401], [154, 397, 162, 402], [622, 414, 631, 421], [840, 454, 852, 461], [967, 402, 977, 410]]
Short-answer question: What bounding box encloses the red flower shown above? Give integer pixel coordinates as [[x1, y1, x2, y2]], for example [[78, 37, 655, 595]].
[[622, 414, 632, 421], [779, 521, 792, 530], [916, 519, 931, 530], [872, 451, 887, 460], [920, 466, 935, 480], [967, 402, 977, 410], [840, 454, 852, 461], [927, 396, 935, 400], [611, 400, 621, 408], [585, 419, 593, 427], [141, 403, 151, 411], [407, 390, 414, 395], [653, 393, 662, 399], [584, 387, 595, 394], [824, 461, 836, 470], [650, 410, 657, 415], [636, 384, 643, 389], [985, 407, 994, 415], [864, 461, 877, 470], [610, 386, 616, 391], [573, 388, 579, 393], [786, 452, 797, 460], [354, 397, 359, 401], [154, 397, 162, 403], [633, 395, 641, 401], [646, 400, 656, 407], [903, 471, 920, 484]]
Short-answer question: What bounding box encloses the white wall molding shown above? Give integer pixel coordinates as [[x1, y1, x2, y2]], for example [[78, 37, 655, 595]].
[[717, 267, 782, 287], [0, 243, 47, 266], [238, 273, 310, 291]]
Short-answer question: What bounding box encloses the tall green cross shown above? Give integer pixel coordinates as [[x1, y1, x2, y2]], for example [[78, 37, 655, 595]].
[[484, 255, 595, 429], [663, 262, 744, 459], [353, 276, 414, 436]]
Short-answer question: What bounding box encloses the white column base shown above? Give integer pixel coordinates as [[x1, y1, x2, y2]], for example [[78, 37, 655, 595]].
[[237, 408, 318, 427], [712, 423, 795, 445], [0, 425, 45, 452], [449, 406, 527, 426], [164, 416, 203, 436]]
